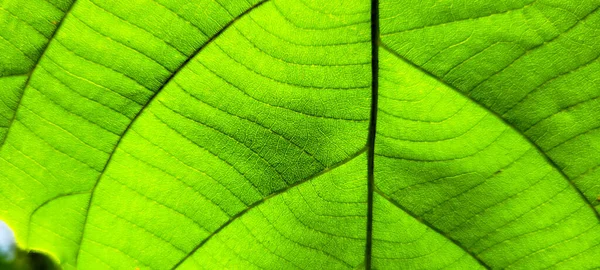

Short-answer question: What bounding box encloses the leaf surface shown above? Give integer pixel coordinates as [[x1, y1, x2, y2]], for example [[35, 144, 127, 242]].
[[0, 0, 599, 269]]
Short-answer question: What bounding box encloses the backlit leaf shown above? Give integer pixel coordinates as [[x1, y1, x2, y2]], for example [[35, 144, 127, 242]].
[[1, 0, 599, 269]]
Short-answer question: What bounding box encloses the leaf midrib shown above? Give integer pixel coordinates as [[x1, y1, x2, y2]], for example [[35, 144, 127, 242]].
[[364, 0, 379, 268], [365, 2, 492, 268], [14, 0, 597, 268]]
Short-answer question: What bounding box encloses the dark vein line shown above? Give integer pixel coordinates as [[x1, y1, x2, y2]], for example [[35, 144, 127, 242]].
[[465, 4, 600, 95], [0, 73, 29, 79], [72, 0, 270, 266], [378, 43, 600, 223], [374, 189, 492, 269], [28, 192, 90, 224], [0, 0, 79, 149], [365, 0, 379, 268], [170, 147, 368, 269], [27, 191, 90, 245]]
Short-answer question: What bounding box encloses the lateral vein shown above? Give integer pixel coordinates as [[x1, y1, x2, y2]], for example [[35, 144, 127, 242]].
[[374, 189, 492, 269], [379, 42, 600, 222], [0, 0, 80, 149], [73, 0, 271, 266], [170, 146, 368, 269]]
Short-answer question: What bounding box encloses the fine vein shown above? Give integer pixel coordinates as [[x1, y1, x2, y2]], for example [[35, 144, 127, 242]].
[[170, 147, 368, 269], [375, 189, 492, 269], [0, 0, 79, 149], [73, 0, 270, 265], [378, 42, 600, 222]]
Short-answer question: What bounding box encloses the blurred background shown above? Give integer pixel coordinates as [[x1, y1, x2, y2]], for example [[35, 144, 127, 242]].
[[0, 221, 15, 263], [0, 221, 57, 270]]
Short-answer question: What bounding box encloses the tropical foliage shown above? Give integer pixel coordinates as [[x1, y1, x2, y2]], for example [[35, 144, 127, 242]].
[[1, 0, 600, 269]]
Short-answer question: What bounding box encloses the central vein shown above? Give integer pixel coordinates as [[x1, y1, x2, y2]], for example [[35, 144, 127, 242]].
[[365, 0, 380, 268]]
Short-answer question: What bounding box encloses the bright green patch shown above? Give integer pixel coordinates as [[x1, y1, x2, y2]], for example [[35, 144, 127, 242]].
[[1, 0, 599, 269]]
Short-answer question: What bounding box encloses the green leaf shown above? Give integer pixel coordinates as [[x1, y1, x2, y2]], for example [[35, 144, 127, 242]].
[[1, 0, 599, 269]]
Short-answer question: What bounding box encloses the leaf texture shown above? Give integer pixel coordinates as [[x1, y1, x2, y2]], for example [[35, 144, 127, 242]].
[[0, 0, 599, 269]]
